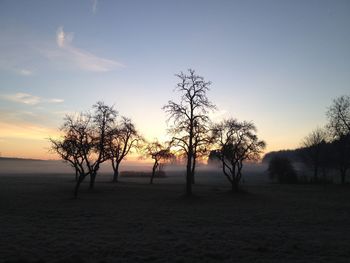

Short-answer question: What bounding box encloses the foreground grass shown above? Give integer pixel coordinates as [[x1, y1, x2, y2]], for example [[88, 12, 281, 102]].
[[1, 174, 350, 262]]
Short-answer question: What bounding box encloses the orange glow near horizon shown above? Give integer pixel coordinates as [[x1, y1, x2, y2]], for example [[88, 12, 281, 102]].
[[0, 108, 308, 161], [0, 125, 300, 161], [0, 121, 60, 159]]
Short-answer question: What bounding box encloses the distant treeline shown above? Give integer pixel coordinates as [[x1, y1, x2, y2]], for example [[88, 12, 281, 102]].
[[263, 95, 350, 184], [263, 139, 347, 173], [262, 149, 302, 163]]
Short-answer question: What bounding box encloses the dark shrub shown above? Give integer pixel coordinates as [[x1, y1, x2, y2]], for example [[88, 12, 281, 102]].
[[268, 157, 298, 183]]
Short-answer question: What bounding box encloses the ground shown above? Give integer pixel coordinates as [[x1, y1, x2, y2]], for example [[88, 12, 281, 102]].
[[1, 172, 350, 262]]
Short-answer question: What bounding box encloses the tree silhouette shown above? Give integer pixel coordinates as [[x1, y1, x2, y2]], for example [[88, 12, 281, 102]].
[[326, 95, 350, 184], [211, 119, 265, 192], [106, 117, 142, 183], [163, 69, 215, 196], [50, 102, 117, 197], [50, 114, 89, 183], [268, 156, 298, 184], [144, 140, 174, 184], [170, 118, 212, 184], [190, 119, 212, 184], [327, 95, 350, 137], [301, 128, 327, 182]]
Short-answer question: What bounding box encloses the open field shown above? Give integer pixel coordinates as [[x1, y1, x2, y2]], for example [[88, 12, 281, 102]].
[[1, 172, 350, 263]]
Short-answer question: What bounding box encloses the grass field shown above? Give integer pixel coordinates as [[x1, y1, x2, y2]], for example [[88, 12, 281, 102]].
[[1, 172, 350, 262]]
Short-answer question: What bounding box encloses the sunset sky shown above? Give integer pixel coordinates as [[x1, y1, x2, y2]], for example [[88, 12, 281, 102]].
[[0, 0, 350, 159]]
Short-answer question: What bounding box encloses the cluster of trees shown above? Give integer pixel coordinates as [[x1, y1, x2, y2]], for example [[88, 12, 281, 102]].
[[301, 96, 350, 184], [266, 95, 350, 184], [163, 69, 265, 194], [51, 69, 265, 197], [50, 102, 142, 197]]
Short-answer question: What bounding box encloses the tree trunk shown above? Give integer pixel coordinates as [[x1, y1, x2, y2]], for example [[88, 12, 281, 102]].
[[186, 103, 194, 196], [149, 166, 156, 184], [191, 156, 196, 184], [75, 169, 78, 182], [150, 171, 155, 184], [231, 165, 239, 192], [231, 179, 239, 192], [89, 173, 96, 189], [112, 162, 120, 183], [74, 174, 85, 198], [186, 155, 193, 196], [149, 160, 158, 184]]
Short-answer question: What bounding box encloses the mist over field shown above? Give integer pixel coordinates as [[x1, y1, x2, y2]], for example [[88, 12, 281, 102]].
[[0, 157, 269, 185], [0, 157, 150, 175]]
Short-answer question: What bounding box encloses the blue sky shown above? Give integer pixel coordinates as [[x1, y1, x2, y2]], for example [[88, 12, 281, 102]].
[[0, 0, 349, 158]]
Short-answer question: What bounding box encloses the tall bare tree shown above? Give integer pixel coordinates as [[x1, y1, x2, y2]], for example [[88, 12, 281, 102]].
[[163, 69, 215, 196], [144, 140, 174, 184], [107, 117, 141, 183], [50, 102, 117, 197], [326, 95, 350, 184], [327, 95, 350, 137], [301, 128, 327, 181], [211, 119, 266, 192]]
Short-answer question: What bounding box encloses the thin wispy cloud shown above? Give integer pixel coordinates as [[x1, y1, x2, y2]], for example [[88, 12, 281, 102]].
[[48, 27, 123, 72], [3, 93, 41, 105], [56, 27, 74, 48], [1, 93, 64, 105], [48, 98, 64, 103], [18, 69, 34, 76]]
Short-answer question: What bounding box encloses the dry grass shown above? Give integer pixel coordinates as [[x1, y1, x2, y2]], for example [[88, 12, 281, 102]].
[[1, 173, 350, 262]]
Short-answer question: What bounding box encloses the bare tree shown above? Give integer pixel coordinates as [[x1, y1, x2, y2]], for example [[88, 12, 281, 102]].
[[163, 69, 215, 196], [211, 119, 266, 192], [107, 117, 142, 183], [50, 113, 90, 183], [50, 102, 117, 197], [144, 140, 174, 184], [326, 95, 350, 184], [170, 119, 211, 184], [301, 128, 327, 181], [327, 95, 350, 137]]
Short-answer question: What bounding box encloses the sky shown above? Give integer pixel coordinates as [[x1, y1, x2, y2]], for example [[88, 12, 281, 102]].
[[0, 0, 349, 159]]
